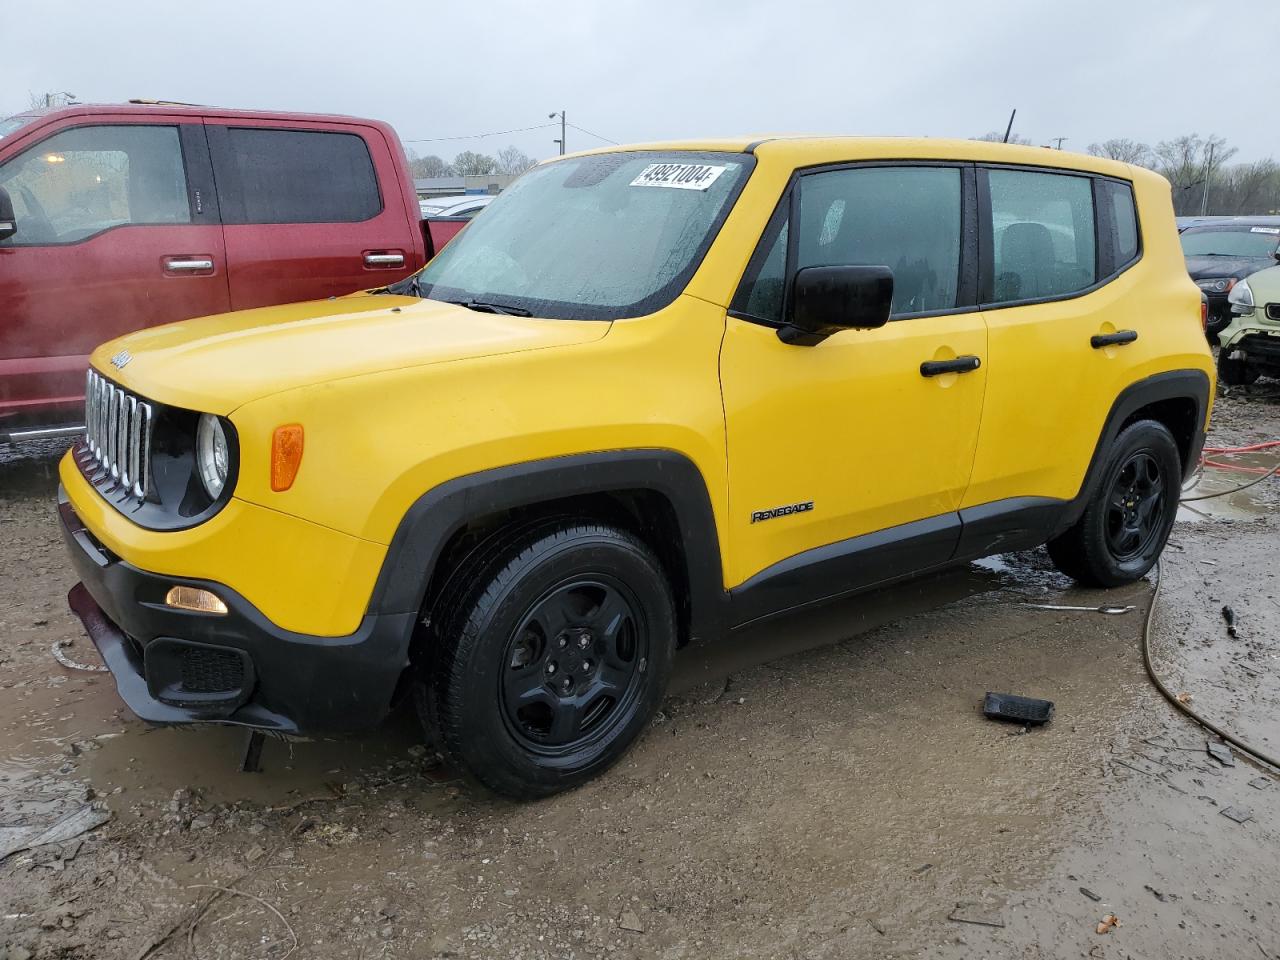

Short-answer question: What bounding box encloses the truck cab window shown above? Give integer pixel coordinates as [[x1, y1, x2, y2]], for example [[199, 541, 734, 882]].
[[0, 124, 189, 246]]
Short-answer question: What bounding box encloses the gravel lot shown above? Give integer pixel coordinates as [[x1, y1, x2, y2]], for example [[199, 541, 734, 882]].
[[2, 391, 1279, 960]]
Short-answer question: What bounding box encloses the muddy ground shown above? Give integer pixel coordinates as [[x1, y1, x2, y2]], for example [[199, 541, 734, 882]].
[[2, 390, 1279, 960]]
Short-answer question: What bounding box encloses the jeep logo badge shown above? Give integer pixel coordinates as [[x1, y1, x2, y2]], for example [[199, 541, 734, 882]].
[[110, 350, 132, 370]]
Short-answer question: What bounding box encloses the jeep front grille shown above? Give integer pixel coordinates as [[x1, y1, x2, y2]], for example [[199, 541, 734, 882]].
[[84, 369, 153, 500], [1267, 303, 1280, 322]]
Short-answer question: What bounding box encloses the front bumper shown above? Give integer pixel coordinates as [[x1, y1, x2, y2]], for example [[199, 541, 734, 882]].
[[60, 487, 417, 734]]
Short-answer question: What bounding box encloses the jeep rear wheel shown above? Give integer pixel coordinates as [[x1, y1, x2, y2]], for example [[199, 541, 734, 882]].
[[421, 521, 675, 799], [1046, 420, 1181, 587]]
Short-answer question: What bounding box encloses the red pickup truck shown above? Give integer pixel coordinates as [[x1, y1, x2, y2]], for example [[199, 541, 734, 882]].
[[0, 102, 466, 442]]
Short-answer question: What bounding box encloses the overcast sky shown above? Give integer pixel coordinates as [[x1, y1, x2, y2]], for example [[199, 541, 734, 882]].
[[6, 0, 1278, 164]]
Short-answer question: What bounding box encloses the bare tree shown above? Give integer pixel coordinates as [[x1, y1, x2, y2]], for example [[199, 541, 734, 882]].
[[451, 150, 498, 176], [1153, 134, 1237, 213], [28, 90, 76, 110], [1087, 138, 1152, 166], [973, 131, 1033, 146], [408, 151, 453, 178], [495, 145, 536, 176]]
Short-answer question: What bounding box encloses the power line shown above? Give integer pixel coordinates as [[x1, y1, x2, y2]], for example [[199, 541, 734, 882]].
[[566, 122, 619, 145], [403, 122, 557, 144]]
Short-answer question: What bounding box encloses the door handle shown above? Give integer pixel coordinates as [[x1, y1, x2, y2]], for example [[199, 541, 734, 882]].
[[920, 355, 982, 377], [163, 257, 214, 272], [1091, 330, 1138, 348], [364, 252, 405, 268]]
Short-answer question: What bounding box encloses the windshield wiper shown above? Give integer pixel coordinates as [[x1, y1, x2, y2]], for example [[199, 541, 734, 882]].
[[448, 299, 532, 317]]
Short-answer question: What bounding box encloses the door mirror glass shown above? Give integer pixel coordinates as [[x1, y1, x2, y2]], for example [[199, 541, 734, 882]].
[[0, 186, 15, 241], [780, 264, 893, 345]]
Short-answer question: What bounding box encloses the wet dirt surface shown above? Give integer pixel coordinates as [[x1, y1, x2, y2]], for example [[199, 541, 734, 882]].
[[2, 392, 1279, 959]]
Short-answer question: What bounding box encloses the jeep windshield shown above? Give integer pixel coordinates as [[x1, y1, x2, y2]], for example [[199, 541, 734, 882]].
[[397, 151, 753, 320], [1181, 226, 1280, 259]]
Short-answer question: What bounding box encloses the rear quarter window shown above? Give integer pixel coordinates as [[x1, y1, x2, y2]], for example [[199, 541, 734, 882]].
[[213, 127, 382, 225]]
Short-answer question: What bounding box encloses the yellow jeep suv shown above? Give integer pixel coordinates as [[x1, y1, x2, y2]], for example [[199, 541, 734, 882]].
[[60, 138, 1213, 798]]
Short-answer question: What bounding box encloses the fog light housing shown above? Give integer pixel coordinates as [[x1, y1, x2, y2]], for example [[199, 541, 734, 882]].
[[165, 585, 228, 615]]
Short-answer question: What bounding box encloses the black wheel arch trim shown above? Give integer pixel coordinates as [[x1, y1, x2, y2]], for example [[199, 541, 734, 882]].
[[368, 449, 729, 644]]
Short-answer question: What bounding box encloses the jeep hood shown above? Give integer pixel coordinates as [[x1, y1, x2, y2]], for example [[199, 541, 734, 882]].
[[90, 294, 610, 414]]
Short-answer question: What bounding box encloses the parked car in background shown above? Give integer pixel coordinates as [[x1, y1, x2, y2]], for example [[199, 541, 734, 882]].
[[419, 195, 494, 219], [1180, 217, 1280, 339], [1175, 215, 1228, 233], [1218, 263, 1280, 385], [0, 102, 433, 442]]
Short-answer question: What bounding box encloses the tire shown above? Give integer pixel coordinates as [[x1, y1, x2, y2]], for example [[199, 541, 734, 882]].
[[1217, 346, 1259, 387], [1046, 420, 1181, 588], [420, 520, 676, 799]]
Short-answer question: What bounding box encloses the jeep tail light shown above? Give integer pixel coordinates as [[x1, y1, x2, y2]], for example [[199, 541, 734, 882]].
[[270, 424, 305, 492]]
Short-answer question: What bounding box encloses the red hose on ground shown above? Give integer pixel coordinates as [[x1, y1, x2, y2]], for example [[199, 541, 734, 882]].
[[1201, 440, 1280, 454]]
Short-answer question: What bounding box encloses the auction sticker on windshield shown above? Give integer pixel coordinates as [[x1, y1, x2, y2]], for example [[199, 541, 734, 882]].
[[1250, 226, 1280, 235], [630, 163, 728, 191]]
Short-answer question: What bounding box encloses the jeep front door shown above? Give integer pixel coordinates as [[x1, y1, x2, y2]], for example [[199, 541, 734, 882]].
[[720, 164, 986, 621]]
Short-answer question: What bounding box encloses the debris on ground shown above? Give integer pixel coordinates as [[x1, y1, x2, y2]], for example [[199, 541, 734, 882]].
[[49, 637, 108, 673], [983, 692, 1054, 726], [1096, 914, 1121, 935], [948, 902, 1006, 928], [1220, 806, 1253, 824], [1079, 887, 1102, 902], [1222, 605, 1238, 638], [0, 805, 111, 862], [1021, 603, 1133, 615], [1144, 884, 1177, 903], [1248, 777, 1272, 791], [1207, 741, 1236, 766], [1176, 691, 1194, 704], [618, 909, 645, 933]]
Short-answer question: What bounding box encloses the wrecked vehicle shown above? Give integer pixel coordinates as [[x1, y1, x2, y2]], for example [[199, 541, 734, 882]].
[[1180, 218, 1280, 339], [58, 138, 1213, 798], [1219, 263, 1280, 385]]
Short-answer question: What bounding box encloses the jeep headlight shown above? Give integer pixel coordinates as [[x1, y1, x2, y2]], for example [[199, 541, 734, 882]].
[[195, 414, 230, 499], [1227, 278, 1254, 310]]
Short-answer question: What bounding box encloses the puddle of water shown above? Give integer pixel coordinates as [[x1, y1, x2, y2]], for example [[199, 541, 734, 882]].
[[1178, 450, 1278, 523]]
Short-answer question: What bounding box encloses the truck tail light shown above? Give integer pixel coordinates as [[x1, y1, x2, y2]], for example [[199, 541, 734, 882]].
[[270, 424, 305, 492]]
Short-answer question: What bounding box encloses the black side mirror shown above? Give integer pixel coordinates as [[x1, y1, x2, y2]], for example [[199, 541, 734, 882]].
[[0, 187, 15, 242], [779, 265, 893, 346]]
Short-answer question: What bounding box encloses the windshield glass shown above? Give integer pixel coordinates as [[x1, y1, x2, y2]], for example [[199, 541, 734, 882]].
[[0, 115, 38, 140], [1181, 227, 1280, 258], [405, 151, 752, 319]]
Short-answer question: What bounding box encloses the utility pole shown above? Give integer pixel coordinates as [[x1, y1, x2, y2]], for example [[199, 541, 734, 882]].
[[1200, 141, 1215, 216], [549, 110, 565, 156], [1051, 136, 1067, 150]]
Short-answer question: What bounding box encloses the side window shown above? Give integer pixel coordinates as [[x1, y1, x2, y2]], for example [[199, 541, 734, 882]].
[[733, 217, 788, 323], [987, 170, 1096, 303], [216, 128, 381, 224], [1102, 179, 1139, 267], [0, 125, 189, 246], [798, 166, 962, 316]]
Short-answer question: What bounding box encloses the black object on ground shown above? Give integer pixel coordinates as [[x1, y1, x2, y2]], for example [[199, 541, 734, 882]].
[[983, 692, 1054, 726], [241, 730, 266, 773], [1222, 604, 1238, 638], [1220, 806, 1253, 824], [1079, 887, 1102, 902]]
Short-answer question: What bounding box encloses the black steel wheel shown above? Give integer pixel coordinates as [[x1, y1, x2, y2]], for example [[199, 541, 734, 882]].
[[1103, 451, 1167, 562], [1047, 419, 1181, 587], [500, 578, 648, 753], [420, 520, 675, 799]]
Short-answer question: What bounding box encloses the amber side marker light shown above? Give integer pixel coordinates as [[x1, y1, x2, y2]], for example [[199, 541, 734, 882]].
[[270, 424, 305, 492], [165, 585, 228, 615]]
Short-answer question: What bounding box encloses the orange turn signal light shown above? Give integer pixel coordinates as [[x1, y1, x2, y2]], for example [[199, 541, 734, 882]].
[[270, 424, 304, 492]]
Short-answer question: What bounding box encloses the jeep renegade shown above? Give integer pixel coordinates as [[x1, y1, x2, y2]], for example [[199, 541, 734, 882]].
[[59, 138, 1214, 798]]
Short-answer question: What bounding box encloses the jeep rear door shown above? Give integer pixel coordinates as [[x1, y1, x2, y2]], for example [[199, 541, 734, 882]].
[[0, 115, 230, 425], [207, 121, 420, 309], [720, 163, 987, 619]]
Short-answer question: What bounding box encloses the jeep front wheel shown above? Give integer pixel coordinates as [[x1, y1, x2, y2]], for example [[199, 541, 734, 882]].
[[1046, 419, 1181, 587], [422, 521, 676, 799]]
